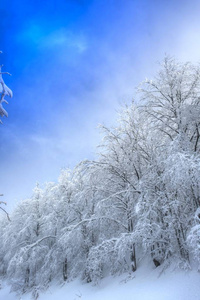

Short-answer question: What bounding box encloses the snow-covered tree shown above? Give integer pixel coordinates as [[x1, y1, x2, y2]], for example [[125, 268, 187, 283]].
[[139, 56, 200, 152], [0, 52, 13, 123], [1, 56, 200, 296], [84, 104, 150, 279], [187, 208, 200, 270], [136, 56, 200, 268]]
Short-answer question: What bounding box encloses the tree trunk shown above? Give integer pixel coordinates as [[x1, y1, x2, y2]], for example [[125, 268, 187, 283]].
[[25, 267, 30, 285], [131, 243, 137, 272], [63, 257, 67, 281]]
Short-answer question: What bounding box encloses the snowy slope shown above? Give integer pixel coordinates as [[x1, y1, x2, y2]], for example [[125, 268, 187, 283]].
[[1, 264, 200, 300]]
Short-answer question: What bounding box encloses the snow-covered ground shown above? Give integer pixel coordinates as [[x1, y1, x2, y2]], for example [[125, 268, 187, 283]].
[[1, 263, 200, 300]]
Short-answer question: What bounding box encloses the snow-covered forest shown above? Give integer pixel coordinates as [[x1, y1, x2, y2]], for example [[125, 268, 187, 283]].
[[1, 57, 200, 299]]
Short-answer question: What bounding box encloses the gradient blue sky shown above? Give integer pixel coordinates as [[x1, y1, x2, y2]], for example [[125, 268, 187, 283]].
[[1, 0, 200, 208]]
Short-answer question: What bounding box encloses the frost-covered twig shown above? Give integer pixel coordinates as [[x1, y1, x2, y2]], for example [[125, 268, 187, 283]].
[[0, 55, 13, 123], [0, 195, 10, 221]]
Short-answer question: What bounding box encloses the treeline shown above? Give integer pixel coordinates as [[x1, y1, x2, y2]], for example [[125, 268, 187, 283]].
[[1, 57, 200, 298]]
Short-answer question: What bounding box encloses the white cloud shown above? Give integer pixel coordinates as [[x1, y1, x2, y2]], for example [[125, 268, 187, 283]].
[[41, 29, 87, 53]]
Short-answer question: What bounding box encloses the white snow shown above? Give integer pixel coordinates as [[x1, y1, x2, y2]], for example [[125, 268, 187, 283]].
[[0, 264, 200, 300]]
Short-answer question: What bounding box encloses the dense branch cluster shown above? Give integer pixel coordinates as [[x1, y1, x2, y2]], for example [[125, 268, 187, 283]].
[[1, 57, 200, 298]]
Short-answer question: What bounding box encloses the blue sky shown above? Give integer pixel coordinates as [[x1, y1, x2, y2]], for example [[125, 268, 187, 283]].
[[1, 0, 200, 208]]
